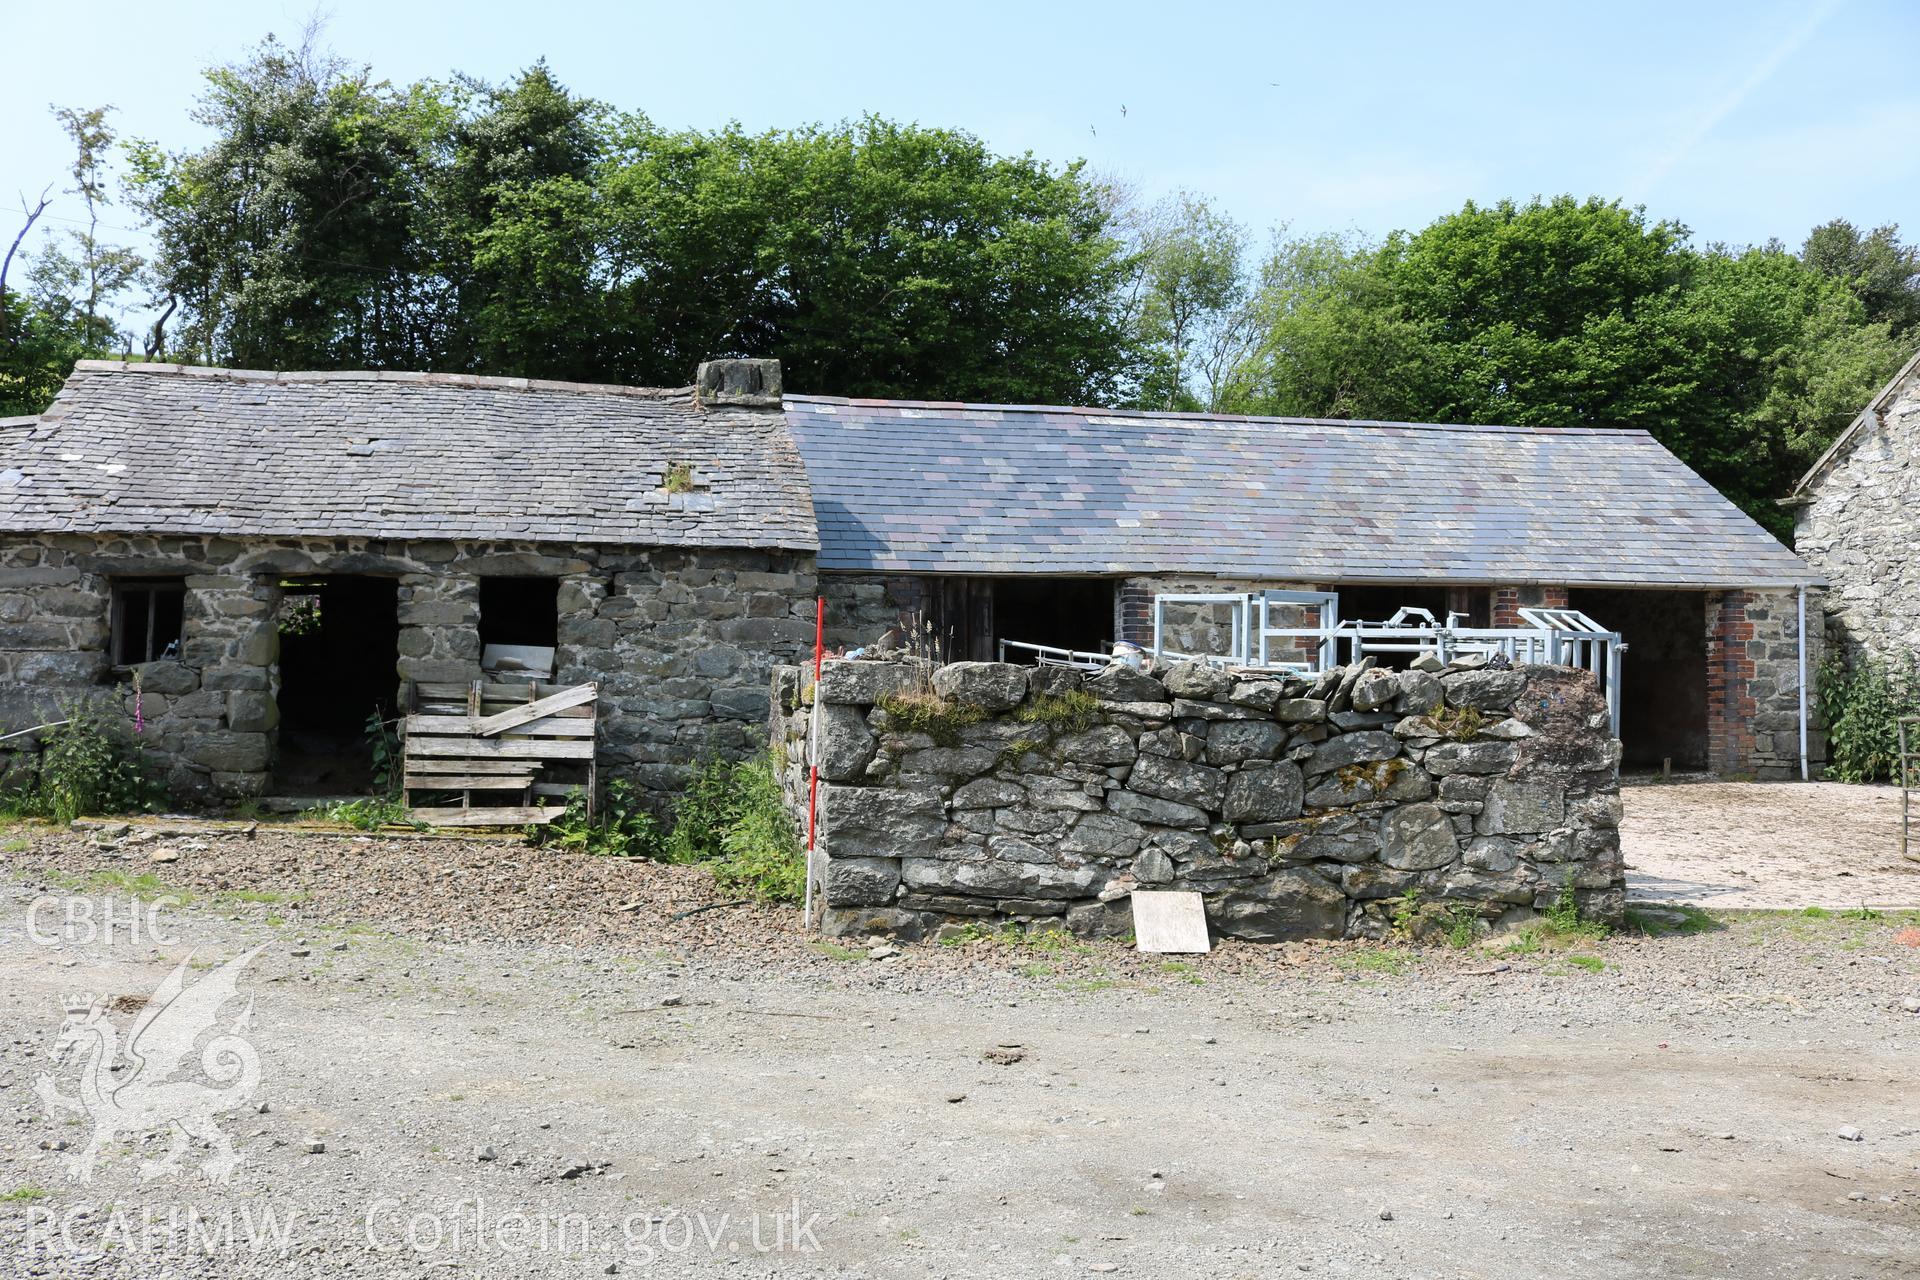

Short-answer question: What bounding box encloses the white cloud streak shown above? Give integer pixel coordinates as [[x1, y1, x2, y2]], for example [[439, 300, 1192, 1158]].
[[1628, 0, 1848, 203]]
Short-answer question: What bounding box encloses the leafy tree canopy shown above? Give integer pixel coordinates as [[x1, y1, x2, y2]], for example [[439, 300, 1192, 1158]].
[[1224, 197, 1910, 537], [121, 37, 1132, 403]]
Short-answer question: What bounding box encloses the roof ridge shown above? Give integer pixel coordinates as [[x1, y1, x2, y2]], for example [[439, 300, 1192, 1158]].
[[782, 394, 1652, 438], [70, 360, 710, 404]]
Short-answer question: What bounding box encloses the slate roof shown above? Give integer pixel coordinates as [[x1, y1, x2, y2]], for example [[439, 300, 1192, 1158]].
[[786, 396, 1821, 589], [0, 362, 818, 550]]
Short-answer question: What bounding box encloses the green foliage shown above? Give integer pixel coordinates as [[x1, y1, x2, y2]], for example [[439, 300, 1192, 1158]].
[[1121, 191, 1255, 411], [1013, 689, 1101, 733], [1817, 653, 1920, 783], [1225, 197, 1910, 535], [124, 40, 1134, 404], [308, 795, 421, 832], [662, 754, 737, 865], [1336, 947, 1414, 976], [653, 750, 803, 903], [1800, 218, 1920, 335], [878, 692, 989, 747], [1545, 880, 1584, 933], [365, 709, 401, 796], [1445, 908, 1481, 949], [1565, 954, 1606, 973], [4, 700, 166, 824], [709, 754, 805, 903], [540, 779, 660, 857], [1390, 888, 1422, 939]]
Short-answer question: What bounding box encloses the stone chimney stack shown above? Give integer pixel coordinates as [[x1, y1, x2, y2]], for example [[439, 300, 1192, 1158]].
[[695, 358, 782, 409]]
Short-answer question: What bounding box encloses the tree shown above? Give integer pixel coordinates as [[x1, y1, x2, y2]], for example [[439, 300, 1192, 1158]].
[[128, 39, 1139, 405], [127, 32, 450, 369], [0, 105, 142, 415], [27, 106, 143, 353], [1122, 192, 1255, 411], [1799, 218, 1920, 336], [1224, 196, 1910, 537]]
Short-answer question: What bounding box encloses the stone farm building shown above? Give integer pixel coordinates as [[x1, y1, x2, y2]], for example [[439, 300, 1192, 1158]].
[[788, 395, 1822, 779], [0, 357, 1823, 801], [1785, 346, 1920, 669], [0, 360, 817, 802]]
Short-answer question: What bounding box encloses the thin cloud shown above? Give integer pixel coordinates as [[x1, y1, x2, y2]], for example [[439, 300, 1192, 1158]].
[[1628, 0, 1847, 202]]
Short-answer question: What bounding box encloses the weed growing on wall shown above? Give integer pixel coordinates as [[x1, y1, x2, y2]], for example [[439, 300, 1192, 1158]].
[[3, 699, 166, 824], [877, 692, 988, 746], [545, 748, 803, 902], [1818, 653, 1920, 782], [1013, 690, 1101, 734]]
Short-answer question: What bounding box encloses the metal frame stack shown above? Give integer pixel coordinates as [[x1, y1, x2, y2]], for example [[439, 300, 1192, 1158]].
[[1141, 590, 1628, 735]]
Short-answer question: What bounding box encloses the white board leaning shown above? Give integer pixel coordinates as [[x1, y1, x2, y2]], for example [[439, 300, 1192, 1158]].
[[1131, 891, 1211, 954]]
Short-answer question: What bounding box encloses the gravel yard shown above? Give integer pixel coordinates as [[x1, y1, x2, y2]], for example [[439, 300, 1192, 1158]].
[[1, 821, 1917, 1278], [1623, 780, 1920, 910]]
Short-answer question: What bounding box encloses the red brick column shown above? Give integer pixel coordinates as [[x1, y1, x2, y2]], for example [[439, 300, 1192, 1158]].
[[1706, 589, 1758, 775], [1491, 585, 1567, 628]]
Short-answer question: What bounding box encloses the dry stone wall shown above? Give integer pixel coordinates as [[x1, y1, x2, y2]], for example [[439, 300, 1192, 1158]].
[[772, 655, 1624, 943]]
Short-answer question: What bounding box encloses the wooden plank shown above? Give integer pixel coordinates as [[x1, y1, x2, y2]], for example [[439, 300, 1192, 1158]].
[[410, 806, 562, 827], [405, 737, 595, 760], [394, 757, 534, 775], [405, 714, 594, 737], [531, 782, 588, 798], [471, 684, 597, 736], [404, 774, 535, 791], [474, 703, 591, 718], [418, 680, 569, 700]]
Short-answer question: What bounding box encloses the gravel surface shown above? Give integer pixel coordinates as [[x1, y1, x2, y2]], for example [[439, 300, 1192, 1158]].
[[1, 824, 1918, 1278], [1623, 780, 1920, 909]]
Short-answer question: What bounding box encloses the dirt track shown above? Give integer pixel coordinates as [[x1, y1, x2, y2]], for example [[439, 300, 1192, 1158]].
[[2, 828, 1917, 1278], [1623, 780, 1920, 909]]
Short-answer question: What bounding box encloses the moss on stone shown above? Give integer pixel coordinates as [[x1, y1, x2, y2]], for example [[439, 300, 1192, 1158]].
[[877, 691, 989, 747]]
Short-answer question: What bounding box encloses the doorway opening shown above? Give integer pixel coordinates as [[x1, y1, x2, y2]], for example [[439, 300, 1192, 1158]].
[[922, 577, 1117, 662], [1567, 588, 1708, 771], [274, 576, 400, 795]]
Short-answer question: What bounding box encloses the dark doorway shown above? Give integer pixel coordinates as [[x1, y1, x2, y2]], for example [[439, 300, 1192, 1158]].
[[275, 576, 400, 794], [991, 578, 1116, 660], [479, 577, 559, 649], [1567, 588, 1708, 771], [920, 577, 1118, 663]]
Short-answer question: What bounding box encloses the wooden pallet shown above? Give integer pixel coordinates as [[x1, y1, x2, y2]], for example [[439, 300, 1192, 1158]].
[[402, 680, 597, 827]]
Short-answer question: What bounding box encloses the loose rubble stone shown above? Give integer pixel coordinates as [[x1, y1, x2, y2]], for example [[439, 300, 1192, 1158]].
[[931, 662, 1030, 711], [1440, 668, 1528, 710], [1162, 660, 1234, 700], [1086, 665, 1166, 703]]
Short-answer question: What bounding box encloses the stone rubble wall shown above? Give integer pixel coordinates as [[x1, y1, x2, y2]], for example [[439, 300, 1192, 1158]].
[[771, 654, 1624, 943], [0, 534, 816, 803], [1794, 359, 1920, 669]]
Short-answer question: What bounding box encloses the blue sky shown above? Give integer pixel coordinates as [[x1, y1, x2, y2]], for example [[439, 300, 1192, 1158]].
[[4, 0, 1916, 298]]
